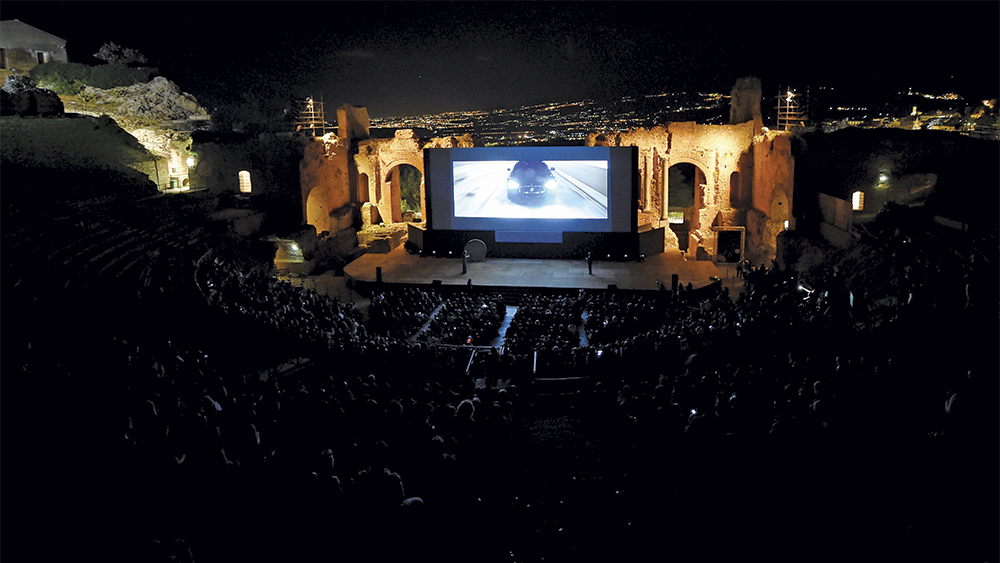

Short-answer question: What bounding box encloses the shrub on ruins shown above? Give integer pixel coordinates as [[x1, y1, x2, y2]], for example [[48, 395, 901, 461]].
[[93, 42, 149, 67], [29, 62, 90, 95], [29, 61, 158, 94], [88, 64, 158, 89], [400, 165, 421, 213]]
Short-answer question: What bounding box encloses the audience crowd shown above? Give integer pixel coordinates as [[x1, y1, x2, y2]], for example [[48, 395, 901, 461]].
[[421, 292, 507, 345], [106, 205, 999, 560], [504, 293, 585, 352], [367, 286, 442, 339]]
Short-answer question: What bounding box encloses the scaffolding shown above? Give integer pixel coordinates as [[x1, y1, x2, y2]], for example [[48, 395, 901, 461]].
[[294, 97, 328, 137], [776, 87, 808, 131]]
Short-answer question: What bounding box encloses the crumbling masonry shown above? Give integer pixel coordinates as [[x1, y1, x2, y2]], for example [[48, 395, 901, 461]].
[[299, 77, 794, 265]]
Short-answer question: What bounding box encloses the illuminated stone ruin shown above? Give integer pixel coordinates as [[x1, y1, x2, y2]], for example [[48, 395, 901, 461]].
[[300, 105, 473, 242], [297, 80, 796, 265]]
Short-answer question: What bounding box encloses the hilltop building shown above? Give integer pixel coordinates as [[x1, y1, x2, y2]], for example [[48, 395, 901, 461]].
[[0, 20, 68, 79]]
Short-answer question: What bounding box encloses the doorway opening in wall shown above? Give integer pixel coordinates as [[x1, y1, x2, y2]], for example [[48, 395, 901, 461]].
[[714, 226, 745, 264], [398, 164, 422, 222], [382, 164, 421, 224], [667, 163, 704, 252]]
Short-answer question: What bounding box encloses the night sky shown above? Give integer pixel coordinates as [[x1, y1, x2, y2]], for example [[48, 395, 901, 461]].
[[3, 1, 998, 118]]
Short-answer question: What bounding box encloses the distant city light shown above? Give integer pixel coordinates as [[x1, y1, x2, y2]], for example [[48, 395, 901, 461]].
[[367, 85, 991, 145]]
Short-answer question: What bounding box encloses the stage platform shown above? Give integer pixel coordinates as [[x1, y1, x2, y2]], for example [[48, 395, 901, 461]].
[[344, 246, 737, 293]]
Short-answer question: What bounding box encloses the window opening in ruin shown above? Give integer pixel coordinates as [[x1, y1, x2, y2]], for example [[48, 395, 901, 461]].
[[729, 171, 743, 207], [36, 52, 48, 65], [852, 190, 864, 211], [239, 170, 252, 193]]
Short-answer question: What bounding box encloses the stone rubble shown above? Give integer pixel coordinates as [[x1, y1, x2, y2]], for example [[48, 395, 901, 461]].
[[82, 76, 208, 125], [0, 74, 64, 117]]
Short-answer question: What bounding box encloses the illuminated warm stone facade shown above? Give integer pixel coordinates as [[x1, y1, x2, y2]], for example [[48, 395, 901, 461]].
[[587, 120, 760, 259], [301, 133, 351, 235], [296, 77, 795, 265], [749, 129, 796, 261], [300, 105, 474, 238], [353, 129, 474, 227]]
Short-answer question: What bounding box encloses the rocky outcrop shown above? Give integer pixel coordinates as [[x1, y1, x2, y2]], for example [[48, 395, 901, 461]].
[[80, 76, 207, 127], [0, 74, 64, 117]]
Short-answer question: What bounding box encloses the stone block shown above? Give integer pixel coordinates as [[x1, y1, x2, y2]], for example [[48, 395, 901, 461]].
[[368, 238, 392, 253], [361, 202, 379, 227]]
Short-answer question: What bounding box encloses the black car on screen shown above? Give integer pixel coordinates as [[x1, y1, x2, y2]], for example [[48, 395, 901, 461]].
[[506, 161, 556, 203]]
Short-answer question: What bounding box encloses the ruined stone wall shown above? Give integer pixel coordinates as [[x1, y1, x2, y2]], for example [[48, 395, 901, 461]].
[[301, 133, 352, 236], [747, 129, 796, 264], [817, 192, 853, 248], [297, 108, 471, 242], [292, 119, 788, 263], [288, 78, 796, 265], [588, 120, 755, 258], [354, 130, 474, 227], [729, 76, 763, 125], [337, 105, 370, 141], [190, 135, 305, 200]]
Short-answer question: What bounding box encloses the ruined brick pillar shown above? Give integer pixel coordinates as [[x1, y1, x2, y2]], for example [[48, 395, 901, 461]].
[[729, 77, 762, 125], [361, 202, 379, 227]]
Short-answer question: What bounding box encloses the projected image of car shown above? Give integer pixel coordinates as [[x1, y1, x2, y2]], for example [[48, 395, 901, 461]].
[[506, 161, 557, 204]]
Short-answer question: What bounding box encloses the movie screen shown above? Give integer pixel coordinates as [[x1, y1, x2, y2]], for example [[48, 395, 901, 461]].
[[425, 146, 635, 234], [453, 160, 608, 219]]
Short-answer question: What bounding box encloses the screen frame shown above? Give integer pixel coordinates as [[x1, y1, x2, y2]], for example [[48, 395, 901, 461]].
[[425, 146, 637, 234]]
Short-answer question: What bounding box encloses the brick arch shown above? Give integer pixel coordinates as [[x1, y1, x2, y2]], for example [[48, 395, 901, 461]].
[[380, 157, 424, 224], [663, 157, 713, 255], [305, 185, 331, 234], [664, 157, 711, 219]]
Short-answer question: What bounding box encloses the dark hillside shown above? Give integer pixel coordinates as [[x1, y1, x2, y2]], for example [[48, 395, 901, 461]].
[[1, 114, 160, 185], [794, 128, 1000, 227]]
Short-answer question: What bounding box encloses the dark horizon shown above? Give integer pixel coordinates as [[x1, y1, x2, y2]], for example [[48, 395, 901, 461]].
[[3, 1, 998, 118]]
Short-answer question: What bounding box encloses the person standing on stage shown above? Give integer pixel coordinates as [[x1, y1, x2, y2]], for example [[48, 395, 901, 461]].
[[462, 250, 469, 274], [586, 251, 593, 275]]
